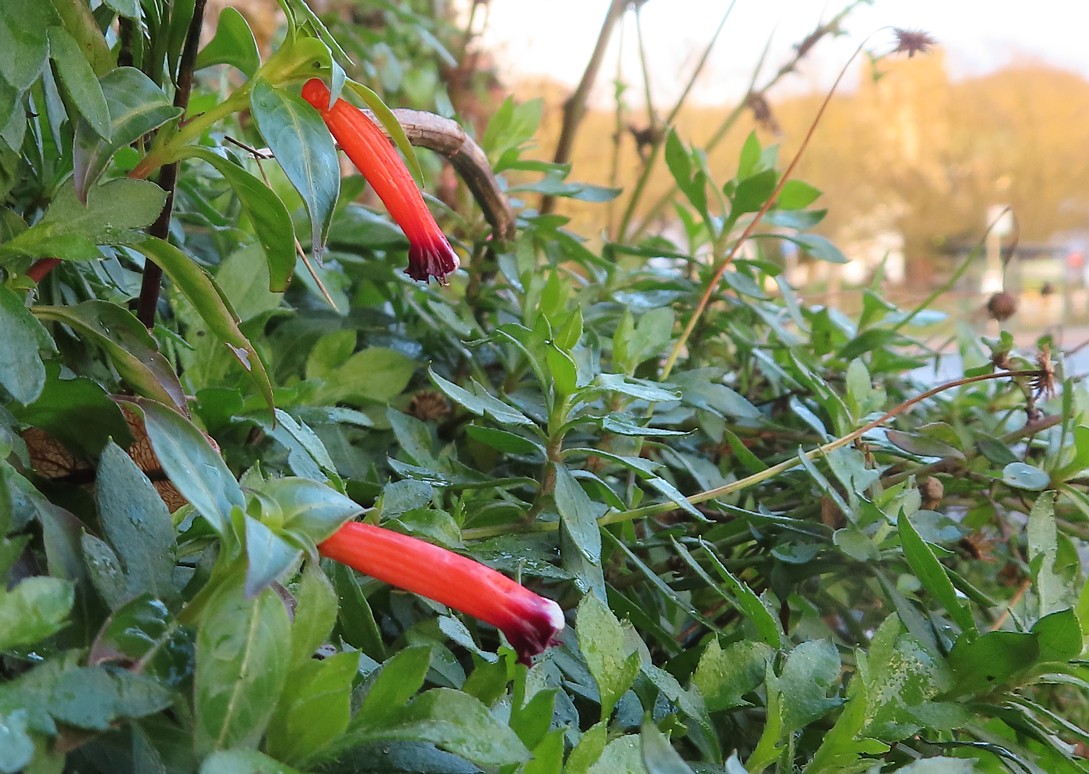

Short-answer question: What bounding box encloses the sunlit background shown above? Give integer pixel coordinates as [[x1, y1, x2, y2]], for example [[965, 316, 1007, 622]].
[[467, 0, 1089, 337]]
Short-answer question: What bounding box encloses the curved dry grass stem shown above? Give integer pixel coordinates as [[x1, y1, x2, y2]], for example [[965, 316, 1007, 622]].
[[460, 368, 1042, 540]]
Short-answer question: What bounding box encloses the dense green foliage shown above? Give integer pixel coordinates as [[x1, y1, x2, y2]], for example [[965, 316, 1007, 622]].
[[2, 2, 1088, 772]]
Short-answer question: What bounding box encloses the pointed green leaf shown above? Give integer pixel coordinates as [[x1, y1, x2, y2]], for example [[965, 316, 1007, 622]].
[[138, 398, 245, 537], [0, 284, 55, 405], [186, 147, 295, 292], [73, 67, 181, 199], [33, 301, 186, 412], [195, 579, 291, 752], [47, 26, 110, 139], [250, 78, 340, 266], [131, 237, 274, 411], [194, 7, 260, 76]]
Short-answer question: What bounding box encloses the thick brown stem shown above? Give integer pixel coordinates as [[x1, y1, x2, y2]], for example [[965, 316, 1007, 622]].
[[136, 0, 207, 328]]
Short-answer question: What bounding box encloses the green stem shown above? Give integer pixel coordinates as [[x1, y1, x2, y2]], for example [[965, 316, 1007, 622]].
[[460, 369, 1038, 541]]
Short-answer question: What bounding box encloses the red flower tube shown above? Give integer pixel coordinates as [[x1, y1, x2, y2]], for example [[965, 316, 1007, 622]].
[[319, 522, 564, 665], [301, 79, 459, 284]]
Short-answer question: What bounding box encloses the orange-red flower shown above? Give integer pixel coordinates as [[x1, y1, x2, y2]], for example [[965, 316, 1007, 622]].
[[319, 522, 564, 664], [301, 79, 459, 284]]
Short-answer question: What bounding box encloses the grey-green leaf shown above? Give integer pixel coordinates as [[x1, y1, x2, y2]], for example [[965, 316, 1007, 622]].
[[194, 7, 260, 76], [187, 147, 296, 292], [73, 67, 181, 200], [138, 399, 245, 538], [47, 26, 110, 139], [250, 78, 339, 265], [0, 284, 55, 405]]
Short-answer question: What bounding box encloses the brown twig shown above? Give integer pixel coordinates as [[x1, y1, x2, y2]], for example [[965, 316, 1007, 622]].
[[541, 0, 629, 215]]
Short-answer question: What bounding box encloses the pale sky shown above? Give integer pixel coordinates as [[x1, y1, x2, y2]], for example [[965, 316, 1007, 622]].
[[478, 1, 1084, 106]]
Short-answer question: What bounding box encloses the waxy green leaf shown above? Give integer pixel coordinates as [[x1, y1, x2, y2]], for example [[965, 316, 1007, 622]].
[[73, 67, 181, 199], [131, 237, 274, 411], [250, 78, 340, 266]]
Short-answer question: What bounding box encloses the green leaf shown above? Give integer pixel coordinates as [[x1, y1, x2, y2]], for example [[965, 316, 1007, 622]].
[[600, 414, 688, 437], [464, 425, 545, 456], [697, 543, 782, 648], [33, 301, 186, 412], [779, 640, 843, 732], [732, 169, 778, 214], [863, 617, 960, 740], [428, 367, 535, 427], [576, 594, 640, 722], [595, 373, 681, 403], [131, 237, 274, 411], [0, 0, 55, 90], [355, 646, 431, 727], [313, 346, 418, 404], [693, 639, 774, 712], [554, 463, 602, 568], [641, 719, 695, 774], [545, 343, 578, 396], [138, 399, 244, 537], [898, 511, 976, 635], [73, 67, 181, 199], [194, 7, 260, 76], [201, 749, 303, 774], [1027, 491, 1068, 617], [267, 651, 357, 763], [1003, 462, 1050, 491], [776, 179, 821, 210], [11, 364, 130, 458], [87, 594, 189, 683], [289, 562, 338, 666], [257, 476, 362, 543], [242, 515, 299, 598], [47, 26, 110, 139], [0, 284, 55, 405], [186, 147, 296, 292], [195, 579, 291, 752], [1, 177, 167, 260], [948, 629, 1039, 697], [0, 709, 33, 773], [14, 662, 174, 730], [250, 78, 340, 265], [357, 688, 530, 767], [0, 576, 73, 649], [96, 441, 177, 601], [1032, 607, 1082, 662]]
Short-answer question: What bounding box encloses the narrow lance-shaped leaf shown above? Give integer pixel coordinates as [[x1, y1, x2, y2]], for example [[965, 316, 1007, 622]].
[[249, 78, 339, 265], [47, 26, 110, 140], [129, 236, 274, 412], [73, 67, 182, 200], [194, 7, 260, 76], [33, 301, 186, 413], [185, 147, 296, 292], [136, 399, 243, 538]]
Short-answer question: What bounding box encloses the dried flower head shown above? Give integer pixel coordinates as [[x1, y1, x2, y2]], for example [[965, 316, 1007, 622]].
[[1032, 343, 1055, 398], [407, 390, 451, 422], [893, 28, 937, 58], [987, 291, 1018, 322]]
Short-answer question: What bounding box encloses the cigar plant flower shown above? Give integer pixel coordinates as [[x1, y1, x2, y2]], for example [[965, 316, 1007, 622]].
[[319, 522, 564, 664], [301, 79, 460, 284]]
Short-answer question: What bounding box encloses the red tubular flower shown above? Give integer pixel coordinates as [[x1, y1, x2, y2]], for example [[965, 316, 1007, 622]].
[[301, 79, 459, 284], [319, 522, 564, 665]]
